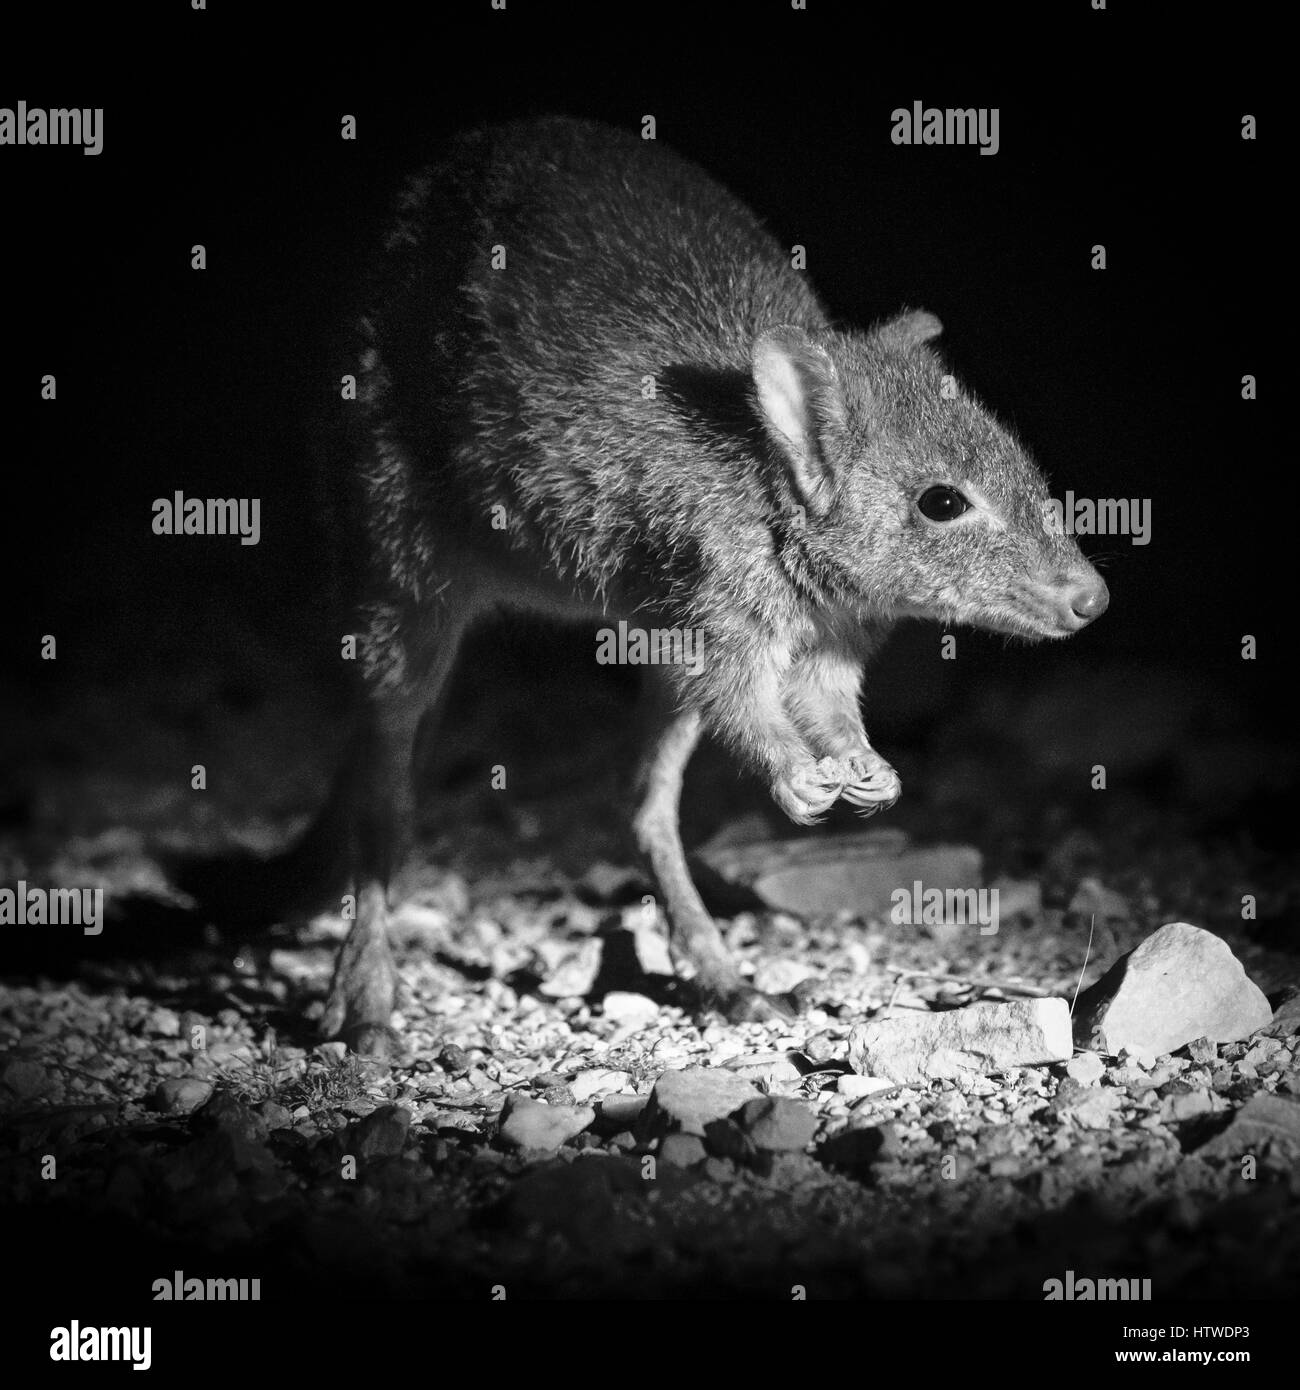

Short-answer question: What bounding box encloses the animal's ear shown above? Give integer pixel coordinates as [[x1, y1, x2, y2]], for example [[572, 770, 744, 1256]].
[[877, 308, 943, 351], [751, 326, 845, 512]]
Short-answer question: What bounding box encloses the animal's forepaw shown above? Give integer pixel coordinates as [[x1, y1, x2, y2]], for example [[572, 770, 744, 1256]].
[[772, 756, 848, 825], [840, 747, 901, 815]]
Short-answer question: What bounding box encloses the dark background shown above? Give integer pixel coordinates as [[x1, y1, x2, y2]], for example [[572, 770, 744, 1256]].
[[0, 1, 1293, 1332], [0, 4, 1282, 856]]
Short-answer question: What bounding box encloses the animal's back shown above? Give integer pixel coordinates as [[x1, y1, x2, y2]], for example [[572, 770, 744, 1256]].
[[358, 118, 827, 608]]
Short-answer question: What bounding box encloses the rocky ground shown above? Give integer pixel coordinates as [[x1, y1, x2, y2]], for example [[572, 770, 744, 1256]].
[[1, 643, 1298, 1301]]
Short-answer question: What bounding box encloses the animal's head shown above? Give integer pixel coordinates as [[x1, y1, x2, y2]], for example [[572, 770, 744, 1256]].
[[751, 312, 1107, 639]]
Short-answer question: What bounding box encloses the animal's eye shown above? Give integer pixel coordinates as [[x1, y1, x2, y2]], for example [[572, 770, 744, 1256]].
[[917, 485, 971, 522]]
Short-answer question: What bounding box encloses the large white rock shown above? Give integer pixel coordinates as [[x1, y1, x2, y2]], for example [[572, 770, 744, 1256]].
[[1071, 922, 1272, 1057], [848, 998, 1072, 1084]]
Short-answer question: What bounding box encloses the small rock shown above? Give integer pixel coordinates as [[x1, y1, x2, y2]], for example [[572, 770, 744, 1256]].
[[635, 1068, 761, 1140], [848, 998, 1072, 1085], [1056, 1086, 1123, 1129], [386, 902, 451, 945], [1242, 1039, 1283, 1067], [349, 1105, 411, 1159], [989, 876, 1043, 920], [193, 1091, 269, 1142], [702, 1156, 733, 1182], [570, 1069, 632, 1103], [1064, 1052, 1106, 1086], [580, 861, 640, 902], [538, 938, 603, 999], [151, 1078, 214, 1116], [1068, 876, 1131, 922], [599, 1094, 648, 1128], [499, 1096, 595, 1152], [725, 1052, 805, 1087], [752, 959, 815, 995], [1196, 1094, 1300, 1164], [734, 1096, 817, 1152], [1263, 994, 1300, 1039], [1072, 923, 1272, 1056], [255, 1100, 294, 1130], [632, 919, 675, 976], [803, 1030, 841, 1064], [820, 1123, 900, 1169], [602, 991, 660, 1027], [1160, 1087, 1215, 1123], [1186, 1037, 1217, 1064], [146, 1006, 182, 1038], [837, 1074, 896, 1100], [1, 1058, 55, 1102], [657, 1133, 707, 1167], [702, 1117, 756, 1163]]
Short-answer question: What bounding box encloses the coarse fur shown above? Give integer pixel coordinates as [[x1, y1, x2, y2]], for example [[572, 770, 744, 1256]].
[[296, 116, 1107, 1053]]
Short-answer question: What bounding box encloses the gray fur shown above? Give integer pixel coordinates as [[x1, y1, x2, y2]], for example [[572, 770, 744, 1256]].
[[312, 116, 1106, 1051]]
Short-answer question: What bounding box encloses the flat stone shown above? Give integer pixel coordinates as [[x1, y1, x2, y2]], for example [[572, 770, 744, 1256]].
[[499, 1096, 595, 1152], [734, 1096, 817, 1152], [635, 1067, 761, 1140], [1196, 1094, 1300, 1164], [848, 998, 1072, 1085], [1264, 993, 1300, 1038], [696, 829, 979, 918], [602, 992, 659, 1027], [837, 1074, 897, 1100], [570, 1068, 632, 1103], [1072, 923, 1272, 1057]]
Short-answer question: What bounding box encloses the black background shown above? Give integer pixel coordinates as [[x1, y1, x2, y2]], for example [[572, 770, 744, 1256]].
[[0, 3, 1280, 783]]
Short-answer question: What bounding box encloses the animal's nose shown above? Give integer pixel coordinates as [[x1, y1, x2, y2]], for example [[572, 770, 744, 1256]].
[[1067, 576, 1109, 624]]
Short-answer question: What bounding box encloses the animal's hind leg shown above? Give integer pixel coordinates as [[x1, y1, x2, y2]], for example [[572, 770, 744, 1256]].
[[321, 598, 467, 1056]]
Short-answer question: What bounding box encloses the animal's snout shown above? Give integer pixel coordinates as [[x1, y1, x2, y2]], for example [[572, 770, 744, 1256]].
[[1060, 572, 1109, 629], [1069, 575, 1109, 622]]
